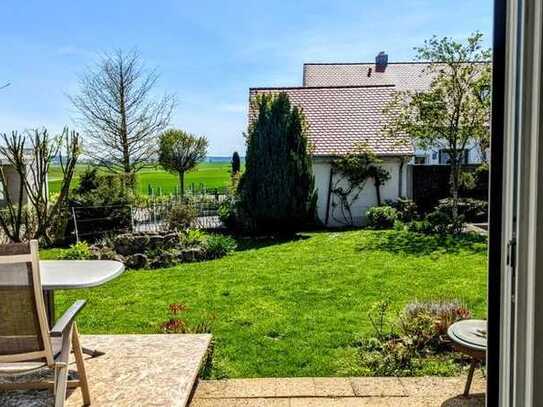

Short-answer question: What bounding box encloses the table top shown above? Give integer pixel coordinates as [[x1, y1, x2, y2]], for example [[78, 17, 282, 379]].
[[40, 260, 125, 290], [447, 319, 487, 352]]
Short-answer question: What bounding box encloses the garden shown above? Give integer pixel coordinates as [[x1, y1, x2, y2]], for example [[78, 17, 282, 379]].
[[0, 35, 490, 382], [45, 228, 488, 378]]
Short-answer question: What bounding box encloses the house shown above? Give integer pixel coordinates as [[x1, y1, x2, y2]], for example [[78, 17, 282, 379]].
[[0, 154, 39, 208], [249, 85, 412, 227], [303, 54, 488, 166], [249, 53, 487, 227]]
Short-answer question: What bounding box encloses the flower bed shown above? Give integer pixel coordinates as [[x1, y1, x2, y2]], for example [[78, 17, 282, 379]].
[[60, 230, 237, 269]]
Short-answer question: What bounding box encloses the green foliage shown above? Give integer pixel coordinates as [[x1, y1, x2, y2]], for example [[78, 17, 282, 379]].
[[76, 166, 100, 194], [181, 228, 208, 247], [386, 198, 419, 222], [383, 32, 491, 218], [425, 209, 465, 235], [61, 241, 92, 260], [401, 300, 471, 351], [366, 206, 399, 229], [238, 92, 316, 234], [203, 233, 238, 259], [166, 203, 197, 231], [218, 199, 238, 231], [404, 219, 434, 235], [158, 129, 208, 195], [358, 299, 472, 376], [69, 170, 135, 240], [231, 151, 241, 174], [437, 198, 488, 223], [331, 144, 390, 226]]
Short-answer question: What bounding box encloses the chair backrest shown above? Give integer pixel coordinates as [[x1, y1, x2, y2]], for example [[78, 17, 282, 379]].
[[0, 240, 53, 365]]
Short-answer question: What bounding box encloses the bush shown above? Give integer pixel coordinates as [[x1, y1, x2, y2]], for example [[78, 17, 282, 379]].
[[426, 209, 465, 234], [218, 199, 239, 231], [68, 171, 135, 241], [61, 241, 92, 260], [366, 206, 399, 229], [403, 300, 471, 334], [181, 228, 207, 247], [386, 198, 418, 222], [204, 234, 237, 259], [357, 299, 472, 376], [436, 198, 488, 223], [404, 220, 434, 234], [167, 203, 197, 231], [400, 300, 471, 352]]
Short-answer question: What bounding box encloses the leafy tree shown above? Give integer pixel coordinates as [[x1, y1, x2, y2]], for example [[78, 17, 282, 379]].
[[238, 92, 316, 234], [383, 32, 491, 219], [70, 49, 175, 177], [158, 129, 208, 196], [231, 151, 241, 175]]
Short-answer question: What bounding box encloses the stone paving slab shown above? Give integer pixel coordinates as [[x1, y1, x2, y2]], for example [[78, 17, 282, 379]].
[[190, 374, 486, 407], [0, 334, 211, 407]]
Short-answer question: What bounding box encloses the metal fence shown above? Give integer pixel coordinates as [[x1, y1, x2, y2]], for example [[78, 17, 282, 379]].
[[70, 193, 228, 241]]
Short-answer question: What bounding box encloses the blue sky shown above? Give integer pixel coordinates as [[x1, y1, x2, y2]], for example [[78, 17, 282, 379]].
[[0, 0, 492, 155]]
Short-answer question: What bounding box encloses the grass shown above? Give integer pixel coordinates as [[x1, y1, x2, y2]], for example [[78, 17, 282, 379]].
[[48, 162, 242, 195], [46, 229, 488, 378]]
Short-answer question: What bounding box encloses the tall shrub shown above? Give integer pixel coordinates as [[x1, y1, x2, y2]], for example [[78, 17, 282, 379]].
[[238, 92, 316, 234], [231, 151, 241, 175]]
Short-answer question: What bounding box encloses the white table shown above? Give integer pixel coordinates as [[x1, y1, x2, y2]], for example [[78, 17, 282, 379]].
[[447, 319, 487, 396], [40, 260, 125, 356]]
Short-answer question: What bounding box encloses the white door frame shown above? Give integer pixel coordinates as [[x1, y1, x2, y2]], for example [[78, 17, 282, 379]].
[[498, 0, 543, 405]]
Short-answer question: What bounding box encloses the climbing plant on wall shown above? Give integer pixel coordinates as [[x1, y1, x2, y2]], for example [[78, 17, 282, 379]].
[[329, 144, 390, 226]]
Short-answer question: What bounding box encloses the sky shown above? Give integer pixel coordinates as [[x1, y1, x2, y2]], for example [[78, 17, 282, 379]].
[[0, 0, 493, 156]]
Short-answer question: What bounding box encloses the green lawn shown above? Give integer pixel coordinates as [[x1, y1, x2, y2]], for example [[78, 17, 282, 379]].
[[45, 230, 488, 378], [48, 162, 241, 195]]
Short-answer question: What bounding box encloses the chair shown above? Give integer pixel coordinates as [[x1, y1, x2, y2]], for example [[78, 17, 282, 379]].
[[0, 240, 91, 406]]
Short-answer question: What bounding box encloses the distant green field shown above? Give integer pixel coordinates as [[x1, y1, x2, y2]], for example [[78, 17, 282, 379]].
[[48, 162, 243, 195]]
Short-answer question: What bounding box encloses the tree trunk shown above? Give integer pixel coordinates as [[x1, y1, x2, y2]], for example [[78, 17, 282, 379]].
[[450, 160, 460, 220], [375, 179, 382, 206], [118, 62, 131, 175], [179, 171, 185, 197]]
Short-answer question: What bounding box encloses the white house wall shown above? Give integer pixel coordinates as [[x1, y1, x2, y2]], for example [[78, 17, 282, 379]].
[[312, 156, 407, 227], [413, 141, 485, 165]]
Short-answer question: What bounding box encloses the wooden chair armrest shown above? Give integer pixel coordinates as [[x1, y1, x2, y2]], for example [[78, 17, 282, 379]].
[[50, 300, 86, 337]]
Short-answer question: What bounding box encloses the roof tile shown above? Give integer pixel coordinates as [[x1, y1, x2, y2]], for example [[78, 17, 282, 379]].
[[249, 86, 413, 157]]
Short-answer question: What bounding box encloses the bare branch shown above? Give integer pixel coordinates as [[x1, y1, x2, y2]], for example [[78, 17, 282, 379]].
[[70, 49, 176, 175]]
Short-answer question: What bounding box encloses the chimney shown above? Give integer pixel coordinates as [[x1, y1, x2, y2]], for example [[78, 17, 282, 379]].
[[375, 51, 388, 72]]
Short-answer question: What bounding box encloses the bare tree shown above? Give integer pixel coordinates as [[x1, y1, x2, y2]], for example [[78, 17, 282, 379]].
[[70, 50, 175, 175], [0, 128, 80, 244]]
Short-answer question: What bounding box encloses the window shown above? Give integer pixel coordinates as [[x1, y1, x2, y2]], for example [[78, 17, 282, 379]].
[[438, 149, 469, 165], [414, 155, 427, 165]]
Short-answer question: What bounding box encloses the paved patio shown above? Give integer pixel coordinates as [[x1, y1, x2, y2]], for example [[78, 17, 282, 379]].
[[0, 334, 212, 407], [0, 334, 485, 406], [190, 374, 486, 406]]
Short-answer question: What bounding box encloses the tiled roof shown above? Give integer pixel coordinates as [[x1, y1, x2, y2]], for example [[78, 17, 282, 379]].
[[249, 86, 413, 157], [303, 62, 438, 91]]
